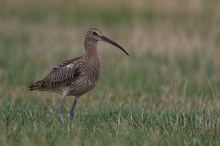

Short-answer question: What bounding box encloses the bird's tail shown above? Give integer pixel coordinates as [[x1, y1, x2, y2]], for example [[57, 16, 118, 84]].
[[29, 80, 44, 91]]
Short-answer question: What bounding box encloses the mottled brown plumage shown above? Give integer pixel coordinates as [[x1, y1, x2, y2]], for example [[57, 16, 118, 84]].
[[29, 28, 129, 123]]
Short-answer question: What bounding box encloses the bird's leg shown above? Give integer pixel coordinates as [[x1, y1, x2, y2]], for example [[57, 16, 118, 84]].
[[70, 96, 79, 121], [59, 94, 66, 124]]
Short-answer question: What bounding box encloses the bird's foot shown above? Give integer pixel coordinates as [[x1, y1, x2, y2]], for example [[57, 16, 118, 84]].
[[59, 106, 64, 124], [70, 113, 75, 123], [59, 113, 64, 124]]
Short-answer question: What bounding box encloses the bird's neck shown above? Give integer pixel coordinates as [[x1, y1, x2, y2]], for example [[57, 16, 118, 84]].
[[84, 38, 101, 81], [84, 37, 99, 58]]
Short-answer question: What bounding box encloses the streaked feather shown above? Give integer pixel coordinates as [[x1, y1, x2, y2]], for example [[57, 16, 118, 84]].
[[29, 57, 83, 91]]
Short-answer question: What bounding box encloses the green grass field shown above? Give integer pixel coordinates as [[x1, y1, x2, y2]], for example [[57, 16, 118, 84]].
[[0, 0, 220, 145]]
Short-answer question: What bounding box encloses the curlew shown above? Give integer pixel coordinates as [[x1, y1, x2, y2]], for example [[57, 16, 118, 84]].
[[29, 28, 129, 123]]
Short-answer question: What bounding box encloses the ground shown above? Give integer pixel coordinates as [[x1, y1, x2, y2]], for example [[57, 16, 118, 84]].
[[0, 0, 220, 145]]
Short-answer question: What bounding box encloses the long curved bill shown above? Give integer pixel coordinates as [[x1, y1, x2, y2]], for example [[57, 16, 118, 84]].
[[101, 35, 129, 56]]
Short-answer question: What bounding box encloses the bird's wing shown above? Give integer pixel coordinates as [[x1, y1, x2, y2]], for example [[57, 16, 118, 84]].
[[31, 56, 84, 90]]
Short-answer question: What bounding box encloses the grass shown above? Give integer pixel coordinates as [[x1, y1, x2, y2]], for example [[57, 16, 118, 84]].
[[0, 96, 219, 146], [0, 0, 220, 145]]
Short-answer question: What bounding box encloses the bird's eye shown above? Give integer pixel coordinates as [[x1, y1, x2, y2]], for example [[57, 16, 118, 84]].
[[92, 32, 98, 35]]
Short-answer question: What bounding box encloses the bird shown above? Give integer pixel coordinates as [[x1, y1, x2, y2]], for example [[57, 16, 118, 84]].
[[29, 28, 129, 123]]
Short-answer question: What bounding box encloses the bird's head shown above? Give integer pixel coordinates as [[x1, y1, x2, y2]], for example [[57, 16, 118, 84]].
[[86, 28, 129, 56]]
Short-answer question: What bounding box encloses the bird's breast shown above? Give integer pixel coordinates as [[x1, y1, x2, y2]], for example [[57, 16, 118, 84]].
[[68, 57, 101, 96]]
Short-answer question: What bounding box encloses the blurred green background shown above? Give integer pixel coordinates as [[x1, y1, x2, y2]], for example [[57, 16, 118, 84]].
[[0, 0, 220, 145]]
